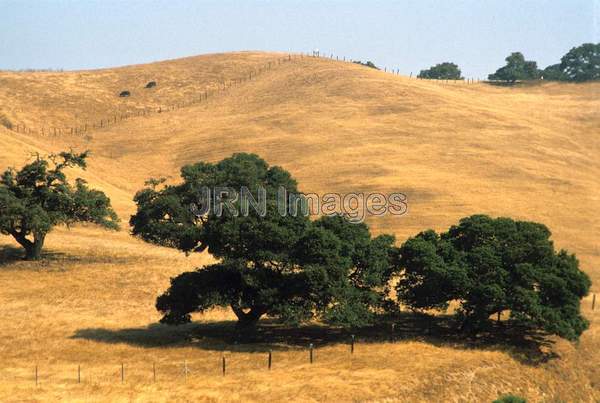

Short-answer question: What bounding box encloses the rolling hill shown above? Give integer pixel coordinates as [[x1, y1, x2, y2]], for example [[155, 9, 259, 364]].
[[0, 51, 598, 402]]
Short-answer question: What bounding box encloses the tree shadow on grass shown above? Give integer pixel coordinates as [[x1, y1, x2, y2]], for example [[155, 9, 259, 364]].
[[72, 312, 557, 366], [0, 245, 25, 266], [0, 245, 70, 268], [484, 80, 545, 88], [0, 244, 135, 269]]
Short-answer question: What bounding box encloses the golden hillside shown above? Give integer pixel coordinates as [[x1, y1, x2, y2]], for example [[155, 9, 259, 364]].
[[0, 51, 599, 402]]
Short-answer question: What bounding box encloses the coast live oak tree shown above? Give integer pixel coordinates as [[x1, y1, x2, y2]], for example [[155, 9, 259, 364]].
[[541, 63, 564, 81], [559, 43, 600, 82], [131, 153, 397, 330], [541, 43, 600, 82], [397, 215, 590, 341], [0, 151, 119, 260], [488, 52, 539, 82], [418, 62, 463, 80]]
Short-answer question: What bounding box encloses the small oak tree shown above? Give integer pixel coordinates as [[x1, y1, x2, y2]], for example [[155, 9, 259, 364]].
[[418, 62, 463, 80], [488, 52, 539, 82], [541, 63, 564, 81], [353, 60, 379, 69], [0, 151, 119, 260], [396, 215, 591, 341]]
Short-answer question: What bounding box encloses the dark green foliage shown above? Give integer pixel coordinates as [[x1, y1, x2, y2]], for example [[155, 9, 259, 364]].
[[488, 52, 540, 82], [559, 43, 600, 82], [0, 151, 119, 260], [307, 215, 397, 326], [541, 63, 565, 81], [396, 215, 590, 341], [156, 260, 311, 328], [132, 153, 397, 328], [493, 395, 526, 403], [353, 60, 379, 69], [418, 62, 463, 80]]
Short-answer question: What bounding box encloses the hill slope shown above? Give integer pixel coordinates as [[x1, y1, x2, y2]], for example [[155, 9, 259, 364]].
[[0, 52, 599, 402]]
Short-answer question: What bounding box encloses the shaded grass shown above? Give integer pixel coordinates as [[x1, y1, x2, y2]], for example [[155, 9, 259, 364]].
[[72, 312, 556, 365], [0, 244, 140, 269]]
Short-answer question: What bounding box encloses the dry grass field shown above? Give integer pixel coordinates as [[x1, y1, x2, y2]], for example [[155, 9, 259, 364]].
[[0, 51, 599, 402]]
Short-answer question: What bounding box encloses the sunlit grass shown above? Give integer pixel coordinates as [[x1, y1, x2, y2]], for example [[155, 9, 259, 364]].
[[0, 52, 598, 401]]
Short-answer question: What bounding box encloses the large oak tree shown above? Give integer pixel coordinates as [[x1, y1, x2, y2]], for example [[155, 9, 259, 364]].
[[396, 215, 591, 341], [131, 153, 397, 330]]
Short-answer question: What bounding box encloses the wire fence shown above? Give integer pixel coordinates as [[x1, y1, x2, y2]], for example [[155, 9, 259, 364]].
[[4, 51, 485, 140], [2, 292, 596, 388], [7, 339, 368, 387], [311, 50, 484, 83], [6, 53, 303, 138]]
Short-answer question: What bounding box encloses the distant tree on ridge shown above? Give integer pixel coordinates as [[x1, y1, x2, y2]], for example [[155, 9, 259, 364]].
[[488, 52, 540, 82], [418, 62, 463, 80]]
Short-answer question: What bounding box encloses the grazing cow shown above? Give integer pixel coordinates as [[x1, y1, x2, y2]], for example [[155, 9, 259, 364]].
[[145, 81, 157, 88], [119, 90, 130, 97]]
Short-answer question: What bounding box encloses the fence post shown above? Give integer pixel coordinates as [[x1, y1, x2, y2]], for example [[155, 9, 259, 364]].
[[593, 293, 596, 310], [121, 363, 124, 383], [309, 343, 314, 363], [222, 356, 226, 375], [268, 349, 272, 370], [78, 364, 81, 383], [35, 365, 38, 386], [350, 335, 355, 354]]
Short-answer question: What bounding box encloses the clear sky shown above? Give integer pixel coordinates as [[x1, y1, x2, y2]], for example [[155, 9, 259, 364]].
[[1, 0, 597, 78]]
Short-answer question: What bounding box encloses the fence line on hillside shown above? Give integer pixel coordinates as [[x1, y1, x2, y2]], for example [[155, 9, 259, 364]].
[[2, 51, 487, 140], [8, 337, 372, 387], [4, 54, 303, 139], [310, 50, 484, 83]]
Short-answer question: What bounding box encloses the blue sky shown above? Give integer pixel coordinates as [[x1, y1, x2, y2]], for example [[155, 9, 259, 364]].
[[1, 0, 597, 78]]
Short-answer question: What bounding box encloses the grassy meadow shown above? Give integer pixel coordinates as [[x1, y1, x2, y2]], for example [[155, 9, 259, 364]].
[[0, 52, 598, 402]]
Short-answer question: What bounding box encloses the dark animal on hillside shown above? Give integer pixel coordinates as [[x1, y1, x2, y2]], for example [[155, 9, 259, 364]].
[[145, 81, 157, 88], [119, 90, 131, 97]]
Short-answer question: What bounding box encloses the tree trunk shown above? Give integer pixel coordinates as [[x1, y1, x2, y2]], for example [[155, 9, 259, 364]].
[[460, 310, 492, 334], [18, 233, 46, 261], [231, 303, 264, 333]]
